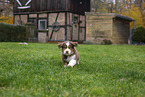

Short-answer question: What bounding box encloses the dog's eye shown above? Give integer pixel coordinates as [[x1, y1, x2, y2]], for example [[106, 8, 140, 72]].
[[68, 46, 71, 49], [63, 45, 67, 48]]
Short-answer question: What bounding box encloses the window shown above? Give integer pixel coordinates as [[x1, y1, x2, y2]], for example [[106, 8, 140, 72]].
[[38, 20, 47, 30], [74, 16, 78, 24]]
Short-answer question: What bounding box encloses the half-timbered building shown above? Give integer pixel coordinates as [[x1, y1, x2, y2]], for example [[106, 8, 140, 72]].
[[13, 0, 90, 42]]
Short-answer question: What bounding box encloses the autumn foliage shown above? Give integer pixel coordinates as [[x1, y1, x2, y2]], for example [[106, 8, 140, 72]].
[[118, 5, 144, 28], [0, 15, 13, 24], [91, 0, 145, 28]]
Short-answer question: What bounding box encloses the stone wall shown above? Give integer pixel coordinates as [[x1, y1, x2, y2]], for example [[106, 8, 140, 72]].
[[86, 12, 114, 44], [85, 12, 131, 44], [14, 15, 27, 25], [112, 19, 130, 44], [38, 32, 48, 43], [48, 13, 65, 40]]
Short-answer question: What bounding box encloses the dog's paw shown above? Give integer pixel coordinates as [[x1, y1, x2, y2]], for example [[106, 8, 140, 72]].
[[68, 64, 75, 68], [64, 65, 67, 67], [77, 61, 79, 64]]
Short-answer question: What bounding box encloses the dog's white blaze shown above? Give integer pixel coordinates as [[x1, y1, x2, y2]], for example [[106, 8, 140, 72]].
[[66, 55, 77, 67], [66, 55, 76, 62], [66, 55, 76, 67], [68, 59, 76, 67], [64, 42, 71, 55], [66, 42, 70, 47]]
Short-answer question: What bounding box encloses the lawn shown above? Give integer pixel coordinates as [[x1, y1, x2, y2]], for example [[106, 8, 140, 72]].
[[0, 42, 145, 97]]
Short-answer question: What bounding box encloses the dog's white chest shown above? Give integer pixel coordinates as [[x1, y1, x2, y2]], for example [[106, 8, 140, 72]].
[[66, 55, 76, 62]]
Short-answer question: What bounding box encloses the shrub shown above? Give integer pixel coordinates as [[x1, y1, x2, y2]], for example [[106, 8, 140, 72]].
[[131, 27, 145, 43], [0, 23, 26, 42], [101, 39, 112, 45]]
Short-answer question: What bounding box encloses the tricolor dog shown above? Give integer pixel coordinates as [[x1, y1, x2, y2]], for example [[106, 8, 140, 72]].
[[58, 41, 79, 67]]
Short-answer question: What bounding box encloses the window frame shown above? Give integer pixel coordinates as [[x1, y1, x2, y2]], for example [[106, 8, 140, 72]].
[[38, 19, 47, 30]]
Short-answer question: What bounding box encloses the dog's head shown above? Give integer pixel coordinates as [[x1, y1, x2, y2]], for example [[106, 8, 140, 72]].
[[58, 41, 78, 55]]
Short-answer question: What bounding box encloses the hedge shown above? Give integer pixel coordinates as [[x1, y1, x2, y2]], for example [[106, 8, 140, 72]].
[[132, 27, 145, 43], [0, 23, 26, 42]]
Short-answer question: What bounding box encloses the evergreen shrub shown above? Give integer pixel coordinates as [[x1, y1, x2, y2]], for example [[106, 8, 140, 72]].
[[132, 27, 145, 43], [0, 23, 26, 42]]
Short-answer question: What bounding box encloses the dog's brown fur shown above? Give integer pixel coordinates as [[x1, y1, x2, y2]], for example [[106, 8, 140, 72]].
[[58, 41, 79, 67]]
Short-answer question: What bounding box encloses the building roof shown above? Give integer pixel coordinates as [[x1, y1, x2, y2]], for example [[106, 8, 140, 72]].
[[115, 14, 135, 22], [85, 12, 135, 22]]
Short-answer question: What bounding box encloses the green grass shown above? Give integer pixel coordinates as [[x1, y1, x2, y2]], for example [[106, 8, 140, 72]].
[[0, 42, 145, 97]]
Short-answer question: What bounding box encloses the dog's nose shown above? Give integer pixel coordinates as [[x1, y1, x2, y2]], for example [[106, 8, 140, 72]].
[[66, 51, 68, 53]]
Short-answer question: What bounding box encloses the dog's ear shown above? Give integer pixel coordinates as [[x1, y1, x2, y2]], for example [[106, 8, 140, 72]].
[[70, 42, 78, 47], [58, 43, 63, 48]]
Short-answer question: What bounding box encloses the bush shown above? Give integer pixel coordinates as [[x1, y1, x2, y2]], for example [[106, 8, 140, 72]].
[[132, 27, 145, 43], [0, 23, 26, 42], [101, 39, 112, 45]]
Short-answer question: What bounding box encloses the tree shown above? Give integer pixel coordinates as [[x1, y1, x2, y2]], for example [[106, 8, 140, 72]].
[[119, 4, 144, 28], [142, 1, 145, 27], [0, 0, 13, 24], [91, 0, 108, 12], [91, 0, 145, 27], [135, 0, 143, 12], [0, 15, 13, 24]]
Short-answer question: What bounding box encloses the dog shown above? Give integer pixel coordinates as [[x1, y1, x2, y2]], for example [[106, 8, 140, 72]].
[[58, 41, 79, 67]]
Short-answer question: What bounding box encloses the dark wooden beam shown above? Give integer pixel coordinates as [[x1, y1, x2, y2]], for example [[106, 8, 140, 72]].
[[65, 12, 67, 40]]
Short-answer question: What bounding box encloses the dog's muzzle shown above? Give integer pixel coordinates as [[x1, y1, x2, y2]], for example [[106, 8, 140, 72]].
[[64, 49, 72, 55]]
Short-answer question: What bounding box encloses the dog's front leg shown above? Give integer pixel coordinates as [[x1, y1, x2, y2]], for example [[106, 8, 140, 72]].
[[62, 55, 68, 67], [62, 61, 68, 67], [68, 59, 76, 67]]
